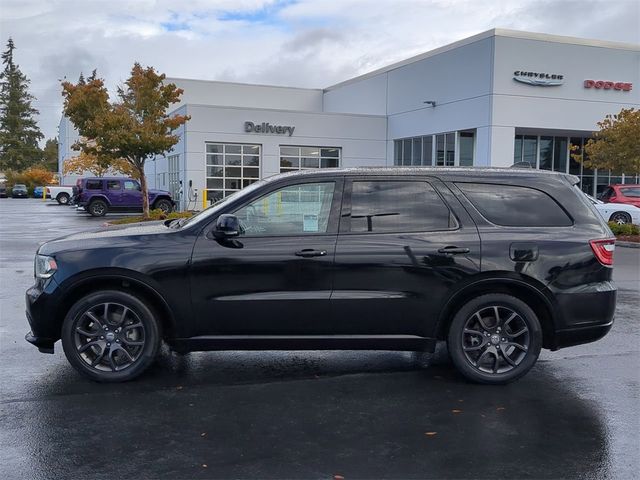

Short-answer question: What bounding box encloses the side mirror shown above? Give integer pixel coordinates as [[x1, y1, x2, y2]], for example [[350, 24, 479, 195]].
[[213, 214, 242, 238]]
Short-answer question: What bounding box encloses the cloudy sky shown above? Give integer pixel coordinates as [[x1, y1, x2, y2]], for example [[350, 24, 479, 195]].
[[1, 0, 639, 141]]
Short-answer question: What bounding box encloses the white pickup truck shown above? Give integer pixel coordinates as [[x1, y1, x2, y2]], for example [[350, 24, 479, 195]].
[[47, 185, 75, 205]]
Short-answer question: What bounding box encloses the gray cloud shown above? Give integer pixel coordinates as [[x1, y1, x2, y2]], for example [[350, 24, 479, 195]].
[[1, 0, 637, 141]]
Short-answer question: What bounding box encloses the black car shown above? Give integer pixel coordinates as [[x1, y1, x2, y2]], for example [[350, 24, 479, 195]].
[[25, 168, 616, 384], [12, 184, 28, 198], [0, 184, 7, 198]]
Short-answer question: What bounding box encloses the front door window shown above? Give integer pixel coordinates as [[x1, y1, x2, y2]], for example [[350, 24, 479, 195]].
[[234, 182, 335, 236]]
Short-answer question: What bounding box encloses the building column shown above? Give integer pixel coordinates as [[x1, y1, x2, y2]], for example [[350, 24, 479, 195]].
[[475, 126, 515, 167]]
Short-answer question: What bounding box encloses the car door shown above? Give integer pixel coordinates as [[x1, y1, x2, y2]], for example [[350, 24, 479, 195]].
[[189, 178, 343, 336], [329, 176, 481, 337], [106, 179, 123, 206], [122, 180, 143, 208]]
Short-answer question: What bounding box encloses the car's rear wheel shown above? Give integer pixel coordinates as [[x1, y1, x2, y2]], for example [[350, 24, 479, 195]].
[[447, 293, 542, 384], [609, 211, 631, 225], [88, 199, 108, 217], [153, 198, 173, 214], [56, 192, 70, 205], [61, 290, 161, 382]]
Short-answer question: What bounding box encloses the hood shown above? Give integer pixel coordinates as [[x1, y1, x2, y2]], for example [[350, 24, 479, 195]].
[[149, 189, 172, 197], [38, 220, 171, 255]]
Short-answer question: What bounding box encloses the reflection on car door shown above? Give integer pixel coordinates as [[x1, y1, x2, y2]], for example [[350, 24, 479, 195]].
[[189, 178, 343, 336], [122, 180, 142, 208], [330, 177, 481, 337]]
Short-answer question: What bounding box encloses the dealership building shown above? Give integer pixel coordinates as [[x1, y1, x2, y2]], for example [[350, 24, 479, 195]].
[[58, 28, 640, 210]]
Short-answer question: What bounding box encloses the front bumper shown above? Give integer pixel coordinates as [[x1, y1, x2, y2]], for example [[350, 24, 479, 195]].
[[25, 277, 63, 354], [25, 331, 55, 354]]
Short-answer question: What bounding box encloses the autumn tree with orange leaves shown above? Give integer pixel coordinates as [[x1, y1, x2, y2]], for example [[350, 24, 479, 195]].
[[61, 66, 189, 217]]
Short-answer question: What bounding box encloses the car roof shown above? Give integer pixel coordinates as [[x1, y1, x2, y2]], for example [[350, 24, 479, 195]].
[[269, 166, 578, 184]]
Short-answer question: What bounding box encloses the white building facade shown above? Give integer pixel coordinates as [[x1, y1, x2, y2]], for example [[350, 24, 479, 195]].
[[58, 29, 640, 210]]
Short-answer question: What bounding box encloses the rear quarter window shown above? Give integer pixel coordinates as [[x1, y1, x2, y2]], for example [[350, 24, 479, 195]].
[[85, 180, 103, 190], [620, 187, 640, 198], [456, 182, 572, 227]]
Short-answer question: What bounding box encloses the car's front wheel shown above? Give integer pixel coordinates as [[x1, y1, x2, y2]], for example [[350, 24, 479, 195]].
[[88, 199, 108, 217], [609, 211, 631, 225], [61, 290, 161, 382], [447, 293, 542, 384]]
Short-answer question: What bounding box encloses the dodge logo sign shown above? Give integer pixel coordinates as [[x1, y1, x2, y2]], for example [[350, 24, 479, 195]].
[[584, 80, 632, 91], [513, 71, 564, 86]]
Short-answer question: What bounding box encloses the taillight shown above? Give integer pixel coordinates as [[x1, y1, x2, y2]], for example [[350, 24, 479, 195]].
[[590, 239, 615, 266]]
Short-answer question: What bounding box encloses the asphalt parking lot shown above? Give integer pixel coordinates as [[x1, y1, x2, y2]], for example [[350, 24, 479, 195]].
[[1, 198, 639, 479]]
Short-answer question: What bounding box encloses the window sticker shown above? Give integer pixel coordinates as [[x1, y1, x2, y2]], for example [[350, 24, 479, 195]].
[[303, 214, 319, 232]]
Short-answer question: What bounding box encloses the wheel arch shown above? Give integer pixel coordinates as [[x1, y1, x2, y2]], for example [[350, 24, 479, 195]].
[[435, 276, 558, 349], [55, 272, 177, 340], [87, 195, 112, 206]]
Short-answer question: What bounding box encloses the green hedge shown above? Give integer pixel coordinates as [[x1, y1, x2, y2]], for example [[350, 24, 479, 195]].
[[608, 221, 640, 236]]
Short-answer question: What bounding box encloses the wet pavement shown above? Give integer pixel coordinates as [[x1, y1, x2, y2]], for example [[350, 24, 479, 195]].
[[1, 198, 639, 479]]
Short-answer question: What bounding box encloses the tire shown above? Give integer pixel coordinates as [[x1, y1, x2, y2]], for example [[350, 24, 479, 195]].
[[61, 290, 161, 382], [88, 199, 108, 217], [56, 192, 70, 205], [447, 293, 542, 385], [609, 211, 631, 225], [153, 198, 173, 214]]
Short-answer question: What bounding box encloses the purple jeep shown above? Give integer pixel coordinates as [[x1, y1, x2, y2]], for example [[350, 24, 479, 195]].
[[75, 177, 175, 217]]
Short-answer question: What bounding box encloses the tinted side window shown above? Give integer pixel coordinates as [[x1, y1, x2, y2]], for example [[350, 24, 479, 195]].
[[457, 183, 572, 227], [620, 187, 640, 198], [85, 180, 102, 190], [124, 181, 140, 191], [107, 180, 121, 190], [348, 181, 453, 233]]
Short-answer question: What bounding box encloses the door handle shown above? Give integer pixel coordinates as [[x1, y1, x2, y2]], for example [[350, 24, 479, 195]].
[[437, 246, 470, 255], [295, 249, 327, 258]]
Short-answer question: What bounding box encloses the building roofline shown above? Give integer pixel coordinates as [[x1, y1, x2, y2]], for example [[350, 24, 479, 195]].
[[165, 76, 323, 93], [324, 28, 640, 91], [169, 102, 387, 119]]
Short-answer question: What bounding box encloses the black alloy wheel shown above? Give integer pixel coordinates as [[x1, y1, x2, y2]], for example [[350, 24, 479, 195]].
[[62, 290, 161, 382], [447, 293, 542, 384], [610, 212, 631, 225], [88, 199, 108, 217]]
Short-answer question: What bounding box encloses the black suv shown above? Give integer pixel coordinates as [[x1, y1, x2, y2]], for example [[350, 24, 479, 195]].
[[25, 168, 616, 384]]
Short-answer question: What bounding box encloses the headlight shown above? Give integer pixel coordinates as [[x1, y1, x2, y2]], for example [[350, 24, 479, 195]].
[[34, 255, 57, 279]]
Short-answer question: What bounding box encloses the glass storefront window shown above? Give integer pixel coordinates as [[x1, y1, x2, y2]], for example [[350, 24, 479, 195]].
[[279, 146, 342, 173], [514, 136, 523, 164], [553, 137, 567, 172], [206, 142, 261, 203], [569, 138, 582, 175], [394, 130, 474, 167], [539, 137, 553, 170], [523, 136, 537, 167], [459, 132, 474, 167]]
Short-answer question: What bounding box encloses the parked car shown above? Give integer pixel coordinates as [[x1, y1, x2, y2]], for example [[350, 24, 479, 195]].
[[586, 194, 640, 225], [600, 184, 640, 208], [25, 168, 616, 384], [0, 184, 7, 198], [74, 177, 174, 217], [11, 184, 28, 198], [47, 185, 75, 205], [33, 186, 51, 199]]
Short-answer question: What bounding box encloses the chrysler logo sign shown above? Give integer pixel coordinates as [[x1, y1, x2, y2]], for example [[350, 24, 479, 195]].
[[245, 121, 295, 136], [513, 71, 564, 86]]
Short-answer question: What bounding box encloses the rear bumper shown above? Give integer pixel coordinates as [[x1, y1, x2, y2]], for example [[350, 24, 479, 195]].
[[553, 322, 613, 350], [550, 282, 616, 350]]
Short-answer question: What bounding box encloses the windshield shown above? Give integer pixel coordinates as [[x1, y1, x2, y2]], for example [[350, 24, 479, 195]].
[[176, 179, 267, 229]]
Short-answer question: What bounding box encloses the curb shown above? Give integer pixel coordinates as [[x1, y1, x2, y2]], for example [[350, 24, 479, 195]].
[[617, 241, 640, 249]]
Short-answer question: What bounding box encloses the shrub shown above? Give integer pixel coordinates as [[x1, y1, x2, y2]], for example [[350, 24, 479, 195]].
[[608, 221, 640, 236]]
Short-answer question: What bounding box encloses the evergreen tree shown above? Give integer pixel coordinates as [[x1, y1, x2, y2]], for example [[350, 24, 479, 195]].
[[41, 137, 58, 172], [0, 38, 43, 171]]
